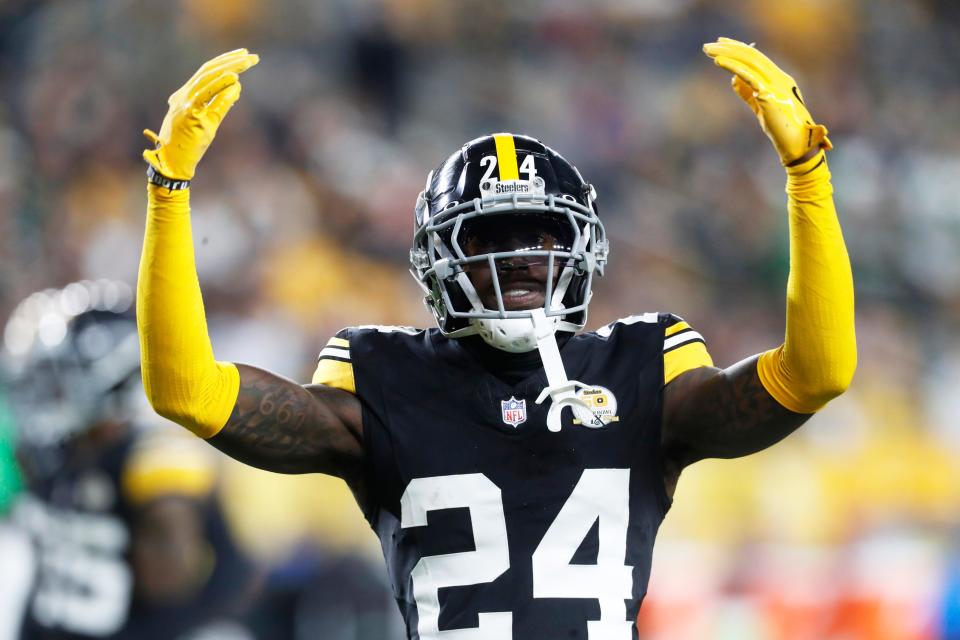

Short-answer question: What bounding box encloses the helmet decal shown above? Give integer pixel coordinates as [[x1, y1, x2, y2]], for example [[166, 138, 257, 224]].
[[493, 134, 520, 180]]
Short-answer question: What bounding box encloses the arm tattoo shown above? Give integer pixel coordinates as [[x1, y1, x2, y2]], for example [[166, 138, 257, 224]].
[[208, 364, 364, 482], [662, 355, 810, 479]]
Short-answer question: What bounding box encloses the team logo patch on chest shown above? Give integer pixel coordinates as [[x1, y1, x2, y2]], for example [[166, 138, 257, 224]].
[[500, 396, 527, 427], [572, 385, 620, 428]]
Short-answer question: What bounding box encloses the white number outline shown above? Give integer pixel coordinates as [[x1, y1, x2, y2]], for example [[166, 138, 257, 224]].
[[400, 469, 633, 639], [480, 155, 498, 184], [532, 469, 633, 638], [402, 474, 512, 639], [18, 497, 132, 636], [519, 154, 538, 181]]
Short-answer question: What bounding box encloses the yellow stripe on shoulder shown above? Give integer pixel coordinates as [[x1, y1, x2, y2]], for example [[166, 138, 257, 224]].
[[664, 341, 713, 385], [493, 134, 519, 180], [327, 337, 349, 348], [312, 358, 356, 394], [664, 321, 691, 337]]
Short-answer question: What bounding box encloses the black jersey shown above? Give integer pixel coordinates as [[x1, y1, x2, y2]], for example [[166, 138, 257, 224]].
[[14, 431, 255, 640], [15, 436, 136, 640], [312, 313, 712, 640]]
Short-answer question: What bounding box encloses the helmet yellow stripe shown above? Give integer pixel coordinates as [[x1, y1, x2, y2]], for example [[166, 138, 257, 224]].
[[493, 133, 519, 180]]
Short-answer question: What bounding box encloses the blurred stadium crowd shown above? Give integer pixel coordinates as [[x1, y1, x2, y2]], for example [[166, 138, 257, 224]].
[[1, 0, 959, 638]]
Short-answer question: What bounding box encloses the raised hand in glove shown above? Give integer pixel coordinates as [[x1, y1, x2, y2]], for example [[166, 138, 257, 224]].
[[143, 49, 259, 182], [703, 37, 831, 166]]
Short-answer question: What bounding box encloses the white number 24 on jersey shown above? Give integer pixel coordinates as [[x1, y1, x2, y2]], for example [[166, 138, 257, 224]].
[[400, 469, 633, 639]]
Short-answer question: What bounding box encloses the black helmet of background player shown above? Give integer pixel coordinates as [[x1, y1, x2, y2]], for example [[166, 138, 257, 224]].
[[410, 133, 608, 352], [1, 280, 141, 450]]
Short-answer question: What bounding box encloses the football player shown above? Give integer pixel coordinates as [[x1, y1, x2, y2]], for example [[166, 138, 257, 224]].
[[3, 281, 255, 640], [137, 41, 855, 639]]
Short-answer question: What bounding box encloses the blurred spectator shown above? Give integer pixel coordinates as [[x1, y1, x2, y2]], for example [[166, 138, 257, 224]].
[[943, 540, 960, 639]]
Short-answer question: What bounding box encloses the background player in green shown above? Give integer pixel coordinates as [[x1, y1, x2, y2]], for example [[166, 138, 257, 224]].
[[137, 41, 855, 638]]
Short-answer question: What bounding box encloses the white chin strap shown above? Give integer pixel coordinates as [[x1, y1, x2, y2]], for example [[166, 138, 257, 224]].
[[529, 309, 594, 433]]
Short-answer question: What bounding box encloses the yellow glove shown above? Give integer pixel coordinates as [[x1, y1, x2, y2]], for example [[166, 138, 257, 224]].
[[703, 37, 832, 165], [143, 49, 259, 181]]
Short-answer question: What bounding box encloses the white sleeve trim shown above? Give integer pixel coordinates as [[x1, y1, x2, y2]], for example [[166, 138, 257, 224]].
[[318, 346, 351, 360], [596, 313, 659, 337], [663, 331, 704, 352]]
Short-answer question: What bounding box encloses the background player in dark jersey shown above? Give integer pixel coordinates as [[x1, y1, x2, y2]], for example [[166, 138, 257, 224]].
[[2, 280, 256, 640], [137, 43, 855, 638]]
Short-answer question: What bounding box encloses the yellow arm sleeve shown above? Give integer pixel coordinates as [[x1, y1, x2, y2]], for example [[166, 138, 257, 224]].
[[137, 184, 240, 438], [756, 153, 857, 413]]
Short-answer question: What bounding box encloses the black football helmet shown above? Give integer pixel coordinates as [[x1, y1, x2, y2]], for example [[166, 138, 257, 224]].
[[2, 280, 142, 449], [410, 133, 608, 351]]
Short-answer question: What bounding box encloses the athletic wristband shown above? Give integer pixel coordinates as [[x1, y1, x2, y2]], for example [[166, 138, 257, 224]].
[[146, 165, 191, 191]]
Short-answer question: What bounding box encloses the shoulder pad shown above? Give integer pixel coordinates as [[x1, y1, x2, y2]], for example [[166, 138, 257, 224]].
[[353, 325, 422, 335], [595, 313, 660, 338]]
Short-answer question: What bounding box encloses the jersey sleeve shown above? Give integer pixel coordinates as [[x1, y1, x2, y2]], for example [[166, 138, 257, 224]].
[[311, 329, 356, 394], [661, 314, 714, 385]]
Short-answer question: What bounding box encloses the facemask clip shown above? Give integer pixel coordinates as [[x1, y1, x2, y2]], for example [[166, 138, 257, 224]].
[[530, 308, 595, 432]]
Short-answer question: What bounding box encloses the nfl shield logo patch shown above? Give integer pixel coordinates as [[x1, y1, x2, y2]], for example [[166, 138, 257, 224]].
[[501, 396, 527, 427]]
